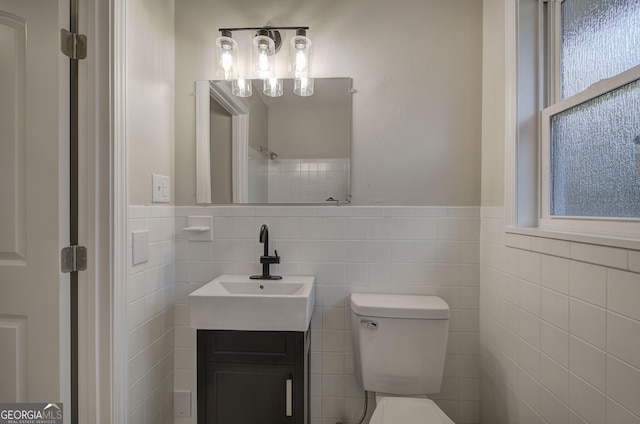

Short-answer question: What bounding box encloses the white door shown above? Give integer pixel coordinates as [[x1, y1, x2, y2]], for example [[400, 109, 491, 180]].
[[0, 0, 69, 405]]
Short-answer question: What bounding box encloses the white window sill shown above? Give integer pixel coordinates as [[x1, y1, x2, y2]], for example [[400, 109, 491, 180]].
[[504, 225, 640, 272]]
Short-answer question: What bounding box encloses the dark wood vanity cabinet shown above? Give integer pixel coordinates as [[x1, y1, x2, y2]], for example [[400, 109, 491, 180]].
[[197, 330, 310, 424]]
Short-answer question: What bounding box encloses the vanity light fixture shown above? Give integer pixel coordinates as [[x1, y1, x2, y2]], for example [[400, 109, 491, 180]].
[[215, 26, 313, 96], [289, 29, 312, 79], [253, 29, 277, 79], [215, 30, 238, 80], [232, 79, 252, 97], [294, 77, 314, 97], [263, 78, 283, 97]]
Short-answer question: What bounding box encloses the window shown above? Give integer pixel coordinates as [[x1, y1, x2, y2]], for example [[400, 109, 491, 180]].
[[508, 0, 640, 242], [542, 76, 640, 219]]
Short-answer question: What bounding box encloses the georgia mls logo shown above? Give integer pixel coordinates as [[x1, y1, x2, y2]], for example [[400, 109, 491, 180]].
[[0, 403, 63, 424]]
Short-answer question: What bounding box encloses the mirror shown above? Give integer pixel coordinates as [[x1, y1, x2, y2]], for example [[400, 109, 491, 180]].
[[195, 78, 352, 204]]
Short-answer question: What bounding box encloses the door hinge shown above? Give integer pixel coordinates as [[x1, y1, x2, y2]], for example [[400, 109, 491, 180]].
[[61, 245, 88, 273], [60, 29, 87, 60]]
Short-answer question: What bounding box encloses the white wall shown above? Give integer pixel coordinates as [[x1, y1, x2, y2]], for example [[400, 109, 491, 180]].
[[128, 0, 175, 205], [126, 0, 176, 422], [268, 107, 350, 159], [248, 147, 268, 203], [267, 158, 350, 203], [209, 99, 232, 204], [174, 0, 483, 206], [479, 208, 640, 424], [127, 206, 176, 424], [174, 205, 481, 424], [479, 1, 640, 423], [481, 0, 506, 207]]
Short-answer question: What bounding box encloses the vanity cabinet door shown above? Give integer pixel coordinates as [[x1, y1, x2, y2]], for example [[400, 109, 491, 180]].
[[197, 330, 309, 424], [202, 362, 296, 424]]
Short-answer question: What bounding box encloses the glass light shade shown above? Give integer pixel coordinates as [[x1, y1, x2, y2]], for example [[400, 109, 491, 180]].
[[263, 78, 283, 97], [215, 35, 238, 80], [294, 78, 314, 96], [232, 79, 252, 97], [289, 34, 312, 78], [252, 35, 276, 78]]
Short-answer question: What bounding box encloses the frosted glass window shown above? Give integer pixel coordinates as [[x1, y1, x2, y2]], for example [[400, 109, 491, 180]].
[[561, 0, 640, 99], [550, 79, 640, 218]]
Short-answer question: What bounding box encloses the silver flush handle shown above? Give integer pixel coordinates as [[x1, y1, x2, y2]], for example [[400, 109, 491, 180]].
[[360, 319, 378, 329]]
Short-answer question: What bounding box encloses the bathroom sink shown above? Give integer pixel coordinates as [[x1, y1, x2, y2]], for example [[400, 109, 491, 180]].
[[189, 275, 315, 331], [218, 281, 307, 295]]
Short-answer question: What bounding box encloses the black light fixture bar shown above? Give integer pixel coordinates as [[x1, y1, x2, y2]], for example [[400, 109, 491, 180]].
[[218, 26, 309, 32]]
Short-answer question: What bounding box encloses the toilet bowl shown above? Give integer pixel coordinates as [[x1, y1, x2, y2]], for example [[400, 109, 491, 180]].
[[369, 397, 454, 424], [350, 293, 454, 424]]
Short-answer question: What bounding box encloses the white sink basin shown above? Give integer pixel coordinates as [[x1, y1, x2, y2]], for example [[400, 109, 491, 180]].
[[218, 281, 306, 295], [189, 275, 315, 331]]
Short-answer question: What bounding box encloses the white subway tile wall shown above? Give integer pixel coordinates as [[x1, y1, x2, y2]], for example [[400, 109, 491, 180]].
[[480, 207, 640, 424], [248, 147, 268, 203], [268, 159, 350, 204], [174, 206, 480, 424], [128, 206, 176, 424], [248, 150, 350, 204]]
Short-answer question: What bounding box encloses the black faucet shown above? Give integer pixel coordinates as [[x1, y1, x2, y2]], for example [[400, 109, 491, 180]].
[[250, 224, 282, 280]]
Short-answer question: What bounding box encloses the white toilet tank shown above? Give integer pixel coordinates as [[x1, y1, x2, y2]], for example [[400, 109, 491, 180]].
[[350, 294, 450, 395]]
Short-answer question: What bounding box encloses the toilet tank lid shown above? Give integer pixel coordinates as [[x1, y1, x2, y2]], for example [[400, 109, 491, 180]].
[[350, 294, 450, 319]]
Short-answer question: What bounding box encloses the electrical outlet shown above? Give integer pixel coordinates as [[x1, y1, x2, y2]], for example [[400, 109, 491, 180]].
[[174, 391, 191, 417], [152, 174, 170, 203], [132, 230, 149, 265]]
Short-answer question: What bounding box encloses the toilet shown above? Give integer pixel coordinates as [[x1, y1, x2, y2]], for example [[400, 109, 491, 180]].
[[350, 293, 454, 424]]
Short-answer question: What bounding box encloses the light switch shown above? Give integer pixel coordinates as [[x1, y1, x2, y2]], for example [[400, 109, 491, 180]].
[[152, 174, 170, 203], [174, 391, 191, 417], [132, 230, 149, 265]]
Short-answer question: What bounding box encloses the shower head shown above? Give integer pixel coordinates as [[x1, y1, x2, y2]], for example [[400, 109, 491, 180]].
[[259, 146, 279, 160]]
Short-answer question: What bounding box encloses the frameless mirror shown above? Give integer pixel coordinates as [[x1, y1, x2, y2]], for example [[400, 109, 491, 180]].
[[195, 77, 352, 204]]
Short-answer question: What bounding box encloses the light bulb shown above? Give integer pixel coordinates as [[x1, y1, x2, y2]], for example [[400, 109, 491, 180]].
[[289, 31, 312, 79], [215, 33, 237, 80], [294, 78, 314, 96], [258, 50, 270, 74], [295, 50, 308, 76], [220, 51, 233, 75], [232, 79, 252, 97], [253, 34, 275, 79], [264, 78, 283, 97]]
